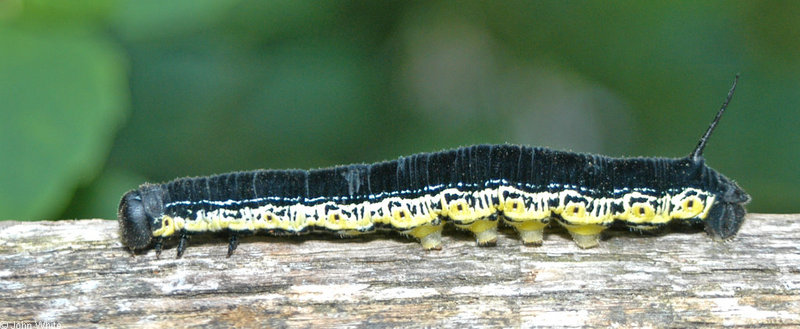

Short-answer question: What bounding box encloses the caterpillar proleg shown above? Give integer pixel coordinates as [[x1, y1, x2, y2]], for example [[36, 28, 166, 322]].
[[118, 76, 749, 258]]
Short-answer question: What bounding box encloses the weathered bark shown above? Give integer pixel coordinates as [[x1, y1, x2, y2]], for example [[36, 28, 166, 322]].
[[0, 214, 798, 328]]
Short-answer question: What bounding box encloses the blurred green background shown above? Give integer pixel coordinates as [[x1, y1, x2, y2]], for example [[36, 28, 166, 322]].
[[1, 1, 798, 221]]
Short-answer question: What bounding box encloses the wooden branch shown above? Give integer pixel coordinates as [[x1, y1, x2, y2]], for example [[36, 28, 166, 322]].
[[0, 214, 798, 328]]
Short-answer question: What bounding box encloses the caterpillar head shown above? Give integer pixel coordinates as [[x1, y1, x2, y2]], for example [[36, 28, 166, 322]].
[[118, 184, 164, 251]]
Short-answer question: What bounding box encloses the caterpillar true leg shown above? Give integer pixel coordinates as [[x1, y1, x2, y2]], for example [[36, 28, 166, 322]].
[[227, 234, 240, 257], [153, 237, 163, 259], [176, 230, 189, 258]]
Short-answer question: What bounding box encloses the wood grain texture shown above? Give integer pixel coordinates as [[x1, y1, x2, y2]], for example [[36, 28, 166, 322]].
[[0, 214, 798, 328]]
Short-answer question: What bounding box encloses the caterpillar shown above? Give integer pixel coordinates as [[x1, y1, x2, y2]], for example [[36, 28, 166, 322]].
[[118, 76, 749, 258]]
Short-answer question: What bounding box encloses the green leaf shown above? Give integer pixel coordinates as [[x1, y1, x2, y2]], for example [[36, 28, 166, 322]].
[[0, 26, 128, 220], [111, 0, 239, 40]]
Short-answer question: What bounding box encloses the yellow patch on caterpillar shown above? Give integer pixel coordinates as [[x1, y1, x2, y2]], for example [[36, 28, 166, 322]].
[[183, 216, 209, 232], [388, 197, 436, 229], [366, 198, 392, 226], [306, 202, 351, 231], [243, 202, 362, 232], [619, 202, 669, 224], [472, 189, 500, 218], [501, 198, 525, 216], [447, 199, 472, 220], [497, 187, 551, 221], [207, 213, 224, 232], [269, 214, 292, 231], [193, 208, 245, 232], [252, 211, 281, 230], [153, 186, 723, 251], [291, 206, 310, 226], [325, 211, 348, 230], [669, 188, 715, 220], [438, 188, 497, 220], [680, 197, 704, 217], [552, 191, 615, 226], [227, 213, 253, 231], [152, 215, 177, 237], [613, 192, 670, 225], [556, 201, 613, 226], [559, 202, 587, 219]]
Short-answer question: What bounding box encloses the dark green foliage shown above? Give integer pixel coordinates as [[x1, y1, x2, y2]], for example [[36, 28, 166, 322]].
[[1, 1, 798, 220]]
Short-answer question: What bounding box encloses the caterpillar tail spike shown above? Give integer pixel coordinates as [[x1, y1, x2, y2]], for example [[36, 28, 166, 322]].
[[118, 75, 748, 257]]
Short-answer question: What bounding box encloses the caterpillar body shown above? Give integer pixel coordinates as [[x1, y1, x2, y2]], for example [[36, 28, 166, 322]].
[[118, 77, 749, 258]]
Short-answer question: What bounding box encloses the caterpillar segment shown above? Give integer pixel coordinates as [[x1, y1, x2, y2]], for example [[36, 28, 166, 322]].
[[499, 186, 551, 246], [118, 76, 750, 257]]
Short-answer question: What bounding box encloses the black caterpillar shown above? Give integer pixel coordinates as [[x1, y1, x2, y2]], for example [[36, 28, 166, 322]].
[[119, 76, 749, 258]]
